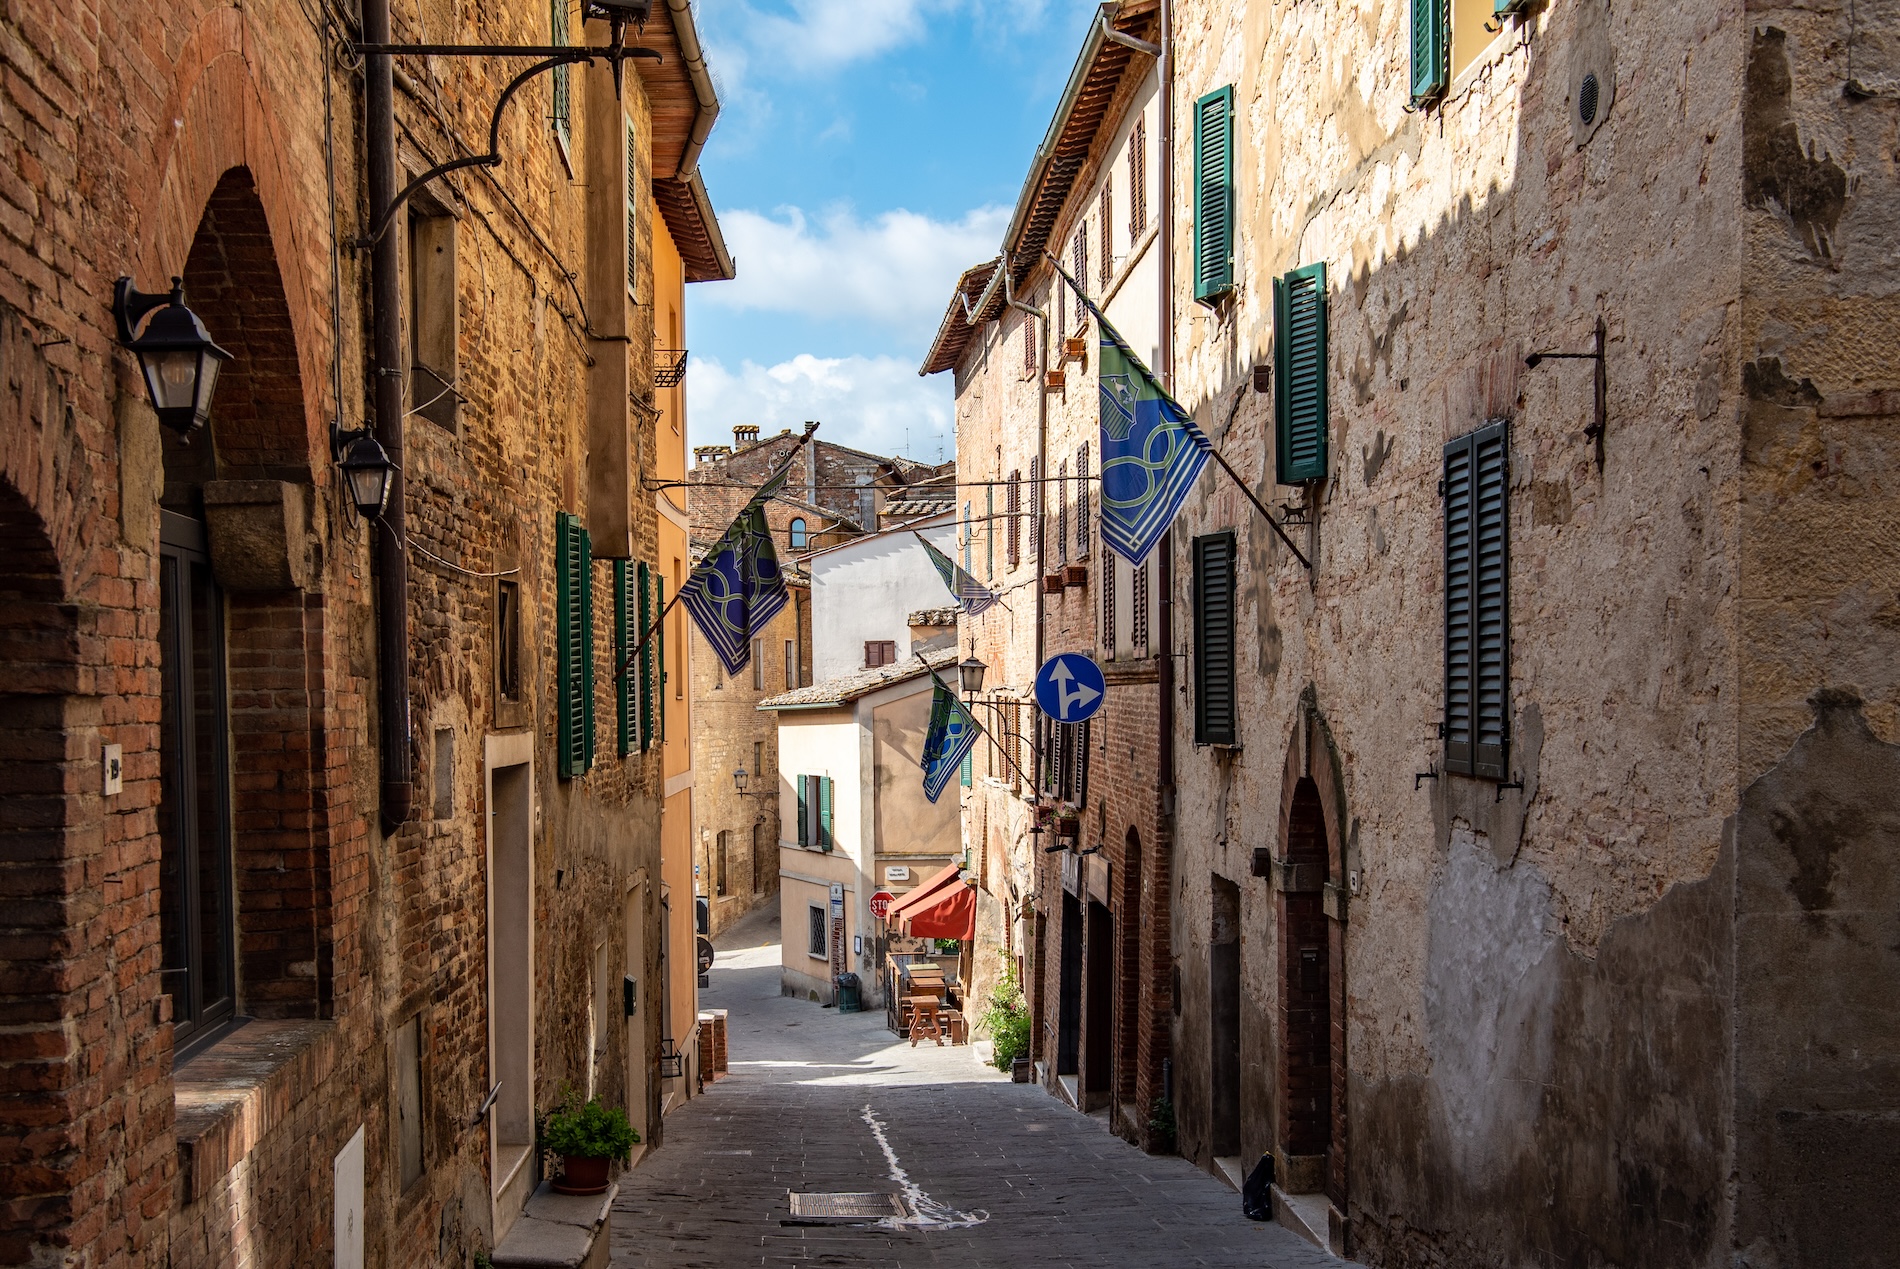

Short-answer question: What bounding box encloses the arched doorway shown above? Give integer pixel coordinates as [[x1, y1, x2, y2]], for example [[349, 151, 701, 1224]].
[[0, 474, 83, 1250], [158, 166, 326, 1033], [1277, 777, 1331, 1171], [1271, 697, 1350, 1223]]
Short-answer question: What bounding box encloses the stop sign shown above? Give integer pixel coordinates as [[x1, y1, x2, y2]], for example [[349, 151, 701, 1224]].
[[868, 890, 897, 921]]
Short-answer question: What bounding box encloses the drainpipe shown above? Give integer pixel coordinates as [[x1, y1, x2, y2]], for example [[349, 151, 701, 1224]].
[[1034, 282, 1048, 796], [364, 0, 413, 832], [1156, 0, 1176, 888]]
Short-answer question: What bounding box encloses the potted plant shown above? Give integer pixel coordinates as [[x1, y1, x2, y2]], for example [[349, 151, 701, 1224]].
[[979, 956, 1032, 1080], [541, 1094, 638, 1195]]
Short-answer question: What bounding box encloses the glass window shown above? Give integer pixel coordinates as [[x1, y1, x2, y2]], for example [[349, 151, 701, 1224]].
[[158, 526, 236, 1048], [789, 518, 808, 549], [808, 906, 828, 959]]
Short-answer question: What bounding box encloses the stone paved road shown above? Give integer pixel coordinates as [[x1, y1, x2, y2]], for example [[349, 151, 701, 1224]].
[[609, 906, 1341, 1268]]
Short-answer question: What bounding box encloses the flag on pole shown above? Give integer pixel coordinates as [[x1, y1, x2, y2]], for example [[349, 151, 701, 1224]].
[[920, 672, 982, 804], [914, 531, 1000, 617], [677, 462, 795, 677], [1051, 257, 1214, 563]]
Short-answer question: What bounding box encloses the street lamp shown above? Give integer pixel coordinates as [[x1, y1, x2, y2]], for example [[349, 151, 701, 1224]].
[[113, 277, 231, 435], [958, 655, 987, 696], [330, 422, 396, 517], [733, 766, 759, 797]]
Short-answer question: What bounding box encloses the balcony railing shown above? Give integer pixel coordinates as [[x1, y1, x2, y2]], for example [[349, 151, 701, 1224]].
[[654, 348, 689, 388]]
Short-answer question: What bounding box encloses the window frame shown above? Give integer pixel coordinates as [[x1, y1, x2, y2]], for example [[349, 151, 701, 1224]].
[[808, 905, 828, 959]]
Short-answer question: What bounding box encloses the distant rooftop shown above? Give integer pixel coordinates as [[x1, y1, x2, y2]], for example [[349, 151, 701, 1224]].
[[756, 647, 956, 710]]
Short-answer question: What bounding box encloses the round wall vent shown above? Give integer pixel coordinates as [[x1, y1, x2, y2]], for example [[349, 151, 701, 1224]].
[[1579, 72, 1600, 125]]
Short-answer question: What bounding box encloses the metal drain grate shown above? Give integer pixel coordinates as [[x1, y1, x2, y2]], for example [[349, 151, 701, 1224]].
[[785, 1191, 909, 1224]]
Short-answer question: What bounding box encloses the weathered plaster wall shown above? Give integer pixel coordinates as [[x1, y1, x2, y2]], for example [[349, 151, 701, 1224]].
[[1161, 0, 1776, 1260]]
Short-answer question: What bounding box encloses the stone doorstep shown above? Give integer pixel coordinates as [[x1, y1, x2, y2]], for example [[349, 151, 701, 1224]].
[[1212, 1155, 1245, 1193], [1271, 1185, 1337, 1258], [491, 1180, 617, 1269], [172, 1019, 339, 1203]]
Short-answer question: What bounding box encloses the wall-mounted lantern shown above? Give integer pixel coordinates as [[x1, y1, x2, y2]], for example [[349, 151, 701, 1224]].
[[113, 277, 231, 435], [733, 766, 761, 798], [332, 423, 397, 517], [957, 655, 988, 697]]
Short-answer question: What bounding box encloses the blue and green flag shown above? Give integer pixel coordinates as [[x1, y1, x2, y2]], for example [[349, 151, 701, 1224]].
[[1055, 259, 1214, 563], [914, 531, 999, 617], [678, 463, 794, 677], [920, 674, 982, 804]]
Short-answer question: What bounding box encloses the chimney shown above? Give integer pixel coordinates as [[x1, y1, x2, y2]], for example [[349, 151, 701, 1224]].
[[733, 424, 760, 448]]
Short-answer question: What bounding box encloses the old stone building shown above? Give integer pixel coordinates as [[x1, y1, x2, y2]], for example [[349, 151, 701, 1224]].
[[683, 431, 952, 937], [922, 0, 1171, 1149], [1155, 0, 1898, 1262], [932, 0, 1899, 1265], [0, 0, 731, 1265]]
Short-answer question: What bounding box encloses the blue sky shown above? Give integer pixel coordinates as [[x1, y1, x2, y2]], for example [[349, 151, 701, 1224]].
[[684, 0, 1099, 464]]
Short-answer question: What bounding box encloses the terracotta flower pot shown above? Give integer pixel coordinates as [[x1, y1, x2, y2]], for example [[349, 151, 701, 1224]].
[[554, 1154, 611, 1195]]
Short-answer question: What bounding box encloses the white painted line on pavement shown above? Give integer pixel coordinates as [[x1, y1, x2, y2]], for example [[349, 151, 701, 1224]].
[[860, 1104, 989, 1231]]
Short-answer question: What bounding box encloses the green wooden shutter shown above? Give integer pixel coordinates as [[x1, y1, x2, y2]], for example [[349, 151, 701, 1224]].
[[1443, 420, 1510, 778], [637, 561, 653, 751], [1274, 263, 1329, 484], [556, 513, 588, 778], [614, 561, 634, 757], [818, 776, 834, 850], [1192, 532, 1237, 745], [1442, 435, 1474, 775], [796, 776, 810, 846], [1192, 86, 1235, 301], [960, 747, 973, 789], [1411, 0, 1447, 104], [1472, 422, 1511, 780], [581, 528, 594, 772]]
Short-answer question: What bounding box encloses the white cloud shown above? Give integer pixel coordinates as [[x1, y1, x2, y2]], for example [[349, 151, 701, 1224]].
[[705, 203, 1009, 337], [690, 353, 953, 463], [731, 0, 936, 74]]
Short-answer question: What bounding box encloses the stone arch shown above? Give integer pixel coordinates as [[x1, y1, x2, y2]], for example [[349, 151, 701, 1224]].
[[0, 475, 87, 1261], [1272, 690, 1350, 1215], [157, 164, 337, 1021], [143, 8, 332, 478]]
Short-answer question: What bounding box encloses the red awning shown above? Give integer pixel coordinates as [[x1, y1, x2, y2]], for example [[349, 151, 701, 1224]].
[[886, 862, 976, 940]]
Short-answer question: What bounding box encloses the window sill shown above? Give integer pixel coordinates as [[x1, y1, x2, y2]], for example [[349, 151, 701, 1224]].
[[173, 1018, 339, 1203]]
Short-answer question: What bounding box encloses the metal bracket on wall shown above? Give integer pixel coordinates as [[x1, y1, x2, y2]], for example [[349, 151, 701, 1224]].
[[1525, 316, 1608, 471], [346, 33, 663, 249], [1494, 776, 1525, 803], [1414, 764, 1440, 789]]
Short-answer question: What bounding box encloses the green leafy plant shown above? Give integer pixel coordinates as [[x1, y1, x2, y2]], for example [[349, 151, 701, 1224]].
[[1147, 1096, 1177, 1152], [978, 954, 1031, 1072], [541, 1090, 638, 1162], [933, 938, 962, 954]]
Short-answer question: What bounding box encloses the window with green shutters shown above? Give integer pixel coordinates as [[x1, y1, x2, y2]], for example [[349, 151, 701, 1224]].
[[637, 561, 654, 752], [816, 776, 834, 850], [1192, 86, 1235, 302], [1274, 263, 1329, 484], [1411, 0, 1448, 104], [796, 775, 810, 847], [614, 561, 636, 757], [1443, 420, 1510, 779], [555, 512, 594, 778], [1192, 532, 1237, 745]]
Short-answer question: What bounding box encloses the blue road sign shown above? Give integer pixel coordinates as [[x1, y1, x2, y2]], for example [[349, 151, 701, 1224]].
[[1034, 653, 1106, 724]]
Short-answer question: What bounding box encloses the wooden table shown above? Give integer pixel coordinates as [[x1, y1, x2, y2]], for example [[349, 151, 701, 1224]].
[[905, 996, 945, 1046]]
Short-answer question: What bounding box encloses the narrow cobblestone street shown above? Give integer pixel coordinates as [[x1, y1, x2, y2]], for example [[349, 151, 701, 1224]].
[[609, 908, 1340, 1268]]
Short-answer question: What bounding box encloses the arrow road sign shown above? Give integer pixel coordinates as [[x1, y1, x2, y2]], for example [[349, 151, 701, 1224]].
[[1034, 653, 1106, 723]]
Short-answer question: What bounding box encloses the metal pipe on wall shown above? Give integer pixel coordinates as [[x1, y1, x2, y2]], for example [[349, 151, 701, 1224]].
[[364, 0, 414, 832]]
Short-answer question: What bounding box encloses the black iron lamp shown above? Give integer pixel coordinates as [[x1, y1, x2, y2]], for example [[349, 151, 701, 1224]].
[[331, 422, 396, 517], [114, 277, 231, 435], [733, 766, 758, 798], [957, 655, 987, 696]]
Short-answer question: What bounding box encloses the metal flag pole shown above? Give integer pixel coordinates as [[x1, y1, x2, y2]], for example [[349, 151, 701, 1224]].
[[612, 421, 820, 683], [1042, 251, 1310, 570]]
